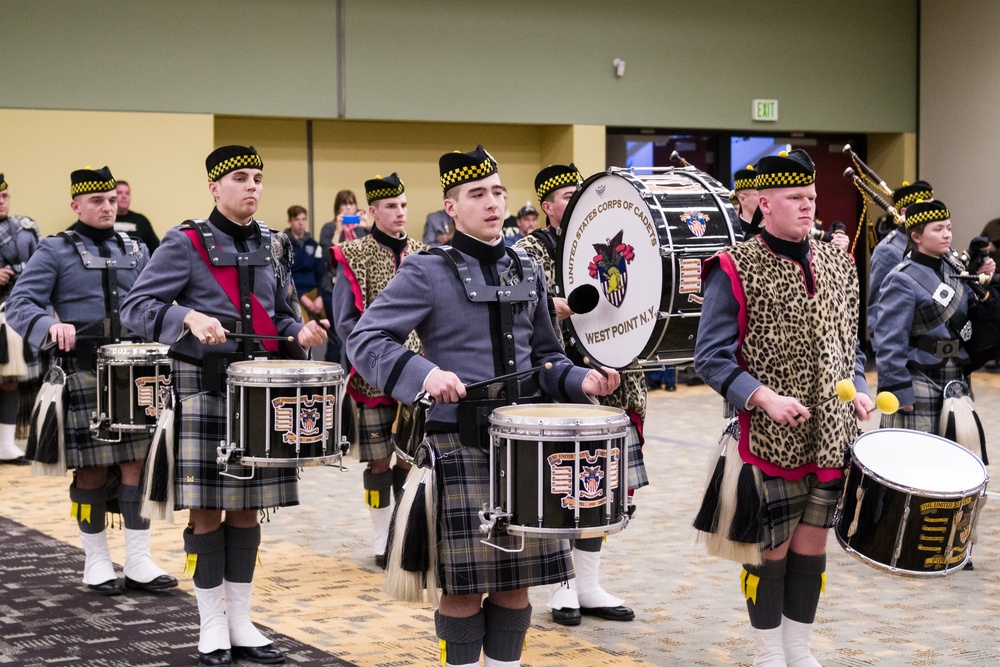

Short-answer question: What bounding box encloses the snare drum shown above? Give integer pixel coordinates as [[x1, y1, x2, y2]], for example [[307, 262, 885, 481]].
[[224, 360, 346, 468], [483, 404, 629, 540], [557, 167, 740, 368], [835, 428, 988, 577], [93, 343, 171, 441]]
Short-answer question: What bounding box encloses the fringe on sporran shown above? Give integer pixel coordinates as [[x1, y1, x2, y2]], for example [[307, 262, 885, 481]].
[[26, 377, 67, 477], [383, 461, 439, 607], [139, 404, 175, 522], [940, 381, 988, 464], [693, 419, 764, 566]]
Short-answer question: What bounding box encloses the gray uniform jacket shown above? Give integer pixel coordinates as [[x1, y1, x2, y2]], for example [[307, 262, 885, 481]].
[[0, 215, 40, 303], [422, 210, 452, 247], [347, 235, 591, 428], [120, 209, 303, 361], [873, 255, 972, 406], [7, 225, 148, 348], [867, 227, 908, 340], [694, 237, 868, 409]]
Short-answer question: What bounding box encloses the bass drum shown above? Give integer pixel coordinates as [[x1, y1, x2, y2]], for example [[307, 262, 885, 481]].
[[557, 167, 740, 369]]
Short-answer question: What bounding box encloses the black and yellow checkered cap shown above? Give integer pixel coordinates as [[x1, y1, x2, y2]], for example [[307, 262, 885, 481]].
[[733, 165, 756, 192], [0, 173, 6, 192], [904, 199, 950, 229], [892, 180, 933, 209], [535, 163, 583, 202], [205, 145, 264, 182], [365, 172, 405, 205], [70, 166, 116, 198], [439, 145, 498, 193], [754, 150, 816, 190]]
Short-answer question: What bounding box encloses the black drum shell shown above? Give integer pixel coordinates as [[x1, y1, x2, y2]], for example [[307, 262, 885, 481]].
[[229, 385, 339, 463]]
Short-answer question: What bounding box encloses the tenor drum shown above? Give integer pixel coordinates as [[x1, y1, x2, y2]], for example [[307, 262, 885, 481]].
[[225, 360, 345, 467], [93, 343, 171, 441], [835, 428, 988, 577], [484, 404, 629, 540], [557, 167, 740, 368]]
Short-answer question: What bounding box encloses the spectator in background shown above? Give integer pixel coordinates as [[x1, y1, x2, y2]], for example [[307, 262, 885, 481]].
[[504, 203, 539, 247], [114, 180, 160, 253], [981, 217, 1000, 264], [423, 208, 453, 246], [285, 205, 325, 322], [319, 190, 368, 363]]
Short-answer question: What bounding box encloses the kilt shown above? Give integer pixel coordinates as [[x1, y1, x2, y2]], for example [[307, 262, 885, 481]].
[[356, 403, 395, 462], [625, 422, 647, 491], [429, 432, 571, 595], [58, 357, 150, 469], [759, 472, 842, 550], [172, 360, 298, 511], [880, 361, 964, 434]]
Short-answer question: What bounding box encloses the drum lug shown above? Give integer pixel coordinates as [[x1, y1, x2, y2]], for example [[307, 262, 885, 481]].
[[478, 506, 524, 553]]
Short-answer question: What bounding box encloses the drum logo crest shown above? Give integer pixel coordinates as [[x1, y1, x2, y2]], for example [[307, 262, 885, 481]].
[[588, 230, 635, 308], [271, 394, 335, 444], [680, 211, 710, 237], [548, 447, 620, 509], [135, 375, 171, 417]]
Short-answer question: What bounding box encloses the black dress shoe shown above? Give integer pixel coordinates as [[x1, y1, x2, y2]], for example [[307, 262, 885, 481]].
[[198, 648, 232, 666], [374, 553, 387, 569], [125, 574, 179, 592], [963, 559, 975, 571], [580, 605, 635, 621], [551, 607, 582, 626], [0, 456, 26, 465], [87, 579, 123, 596], [231, 644, 285, 664]]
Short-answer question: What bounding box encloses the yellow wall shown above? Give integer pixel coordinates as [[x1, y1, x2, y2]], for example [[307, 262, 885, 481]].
[[0, 109, 213, 238], [867, 133, 918, 197], [214, 117, 607, 238]]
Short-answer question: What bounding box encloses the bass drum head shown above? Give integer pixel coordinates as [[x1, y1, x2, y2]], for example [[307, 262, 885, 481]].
[[557, 169, 739, 369], [852, 428, 987, 496]]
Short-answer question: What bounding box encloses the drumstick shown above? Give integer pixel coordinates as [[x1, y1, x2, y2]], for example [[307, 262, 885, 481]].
[[808, 379, 856, 409], [582, 356, 609, 378], [221, 332, 296, 342], [465, 362, 553, 391]]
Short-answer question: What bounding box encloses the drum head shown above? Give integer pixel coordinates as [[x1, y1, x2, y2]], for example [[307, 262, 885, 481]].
[[853, 429, 987, 495], [227, 359, 345, 385], [99, 342, 170, 362], [557, 169, 739, 368]]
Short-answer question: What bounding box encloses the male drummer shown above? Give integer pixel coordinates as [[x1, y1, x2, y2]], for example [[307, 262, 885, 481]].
[[694, 150, 874, 666], [122, 145, 328, 667], [348, 145, 619, 667], [733, 164, 761, 240], [515, 164, 642, 625], [868, 180, 933, 345], [7, 166, 176, 596], [0, 173, 42, 463], [330, 172, 427, 567]]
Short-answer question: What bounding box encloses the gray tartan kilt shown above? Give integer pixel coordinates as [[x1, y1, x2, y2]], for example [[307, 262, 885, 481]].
[[880, 361, 964, 435], [172, 360, 298, 511], [625, 422, 647, 491], [429, 432, 571, 595], [356, 403, 396, 462], [759, 472, 843, 550], [0, 347, 43, 383], [58, 358, 150, 469]]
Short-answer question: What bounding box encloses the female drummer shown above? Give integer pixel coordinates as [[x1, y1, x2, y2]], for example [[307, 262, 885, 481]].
[[874, 200, 995, 433]]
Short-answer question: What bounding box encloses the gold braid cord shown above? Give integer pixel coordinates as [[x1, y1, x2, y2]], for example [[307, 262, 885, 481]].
[[848, 155, 880, 254]]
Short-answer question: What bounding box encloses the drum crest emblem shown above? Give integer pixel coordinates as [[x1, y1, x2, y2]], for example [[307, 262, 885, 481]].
[[272, 394, 334, 444], [681, 211, 710, 237], [588, 230, 635, 308], [548, 447, 620, 509], [580, 465, 605, 499], [135, 375, 171, 417]]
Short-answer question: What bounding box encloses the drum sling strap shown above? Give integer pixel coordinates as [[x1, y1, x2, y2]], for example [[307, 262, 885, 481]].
[[58, 230, 142, 367], [430, 245, 541, 447], [899, 262, 968, 359], [181, 220, 279, 358]]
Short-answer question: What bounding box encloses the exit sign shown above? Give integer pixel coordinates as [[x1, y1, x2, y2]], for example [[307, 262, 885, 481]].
[[752, 99, 779, 122]]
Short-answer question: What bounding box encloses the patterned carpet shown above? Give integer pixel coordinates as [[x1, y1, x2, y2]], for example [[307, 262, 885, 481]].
[[0, 516, 357, 667]]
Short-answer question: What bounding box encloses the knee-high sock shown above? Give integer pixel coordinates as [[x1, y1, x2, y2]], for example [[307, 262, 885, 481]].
[[70, 483, 107, 534], [0, 388, 18, 423], [392, 465, 409, 504], [572, 536, 603, 552], [483, 599, 532, 665], [364, 469, 393, 509], [742, 557, 786, 630], [184, 526, 226, 589], [783, 552, 825, 624], [435, 609, 485, 667], [118, 482, 150, 530], [224, 524, 260, 584]]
